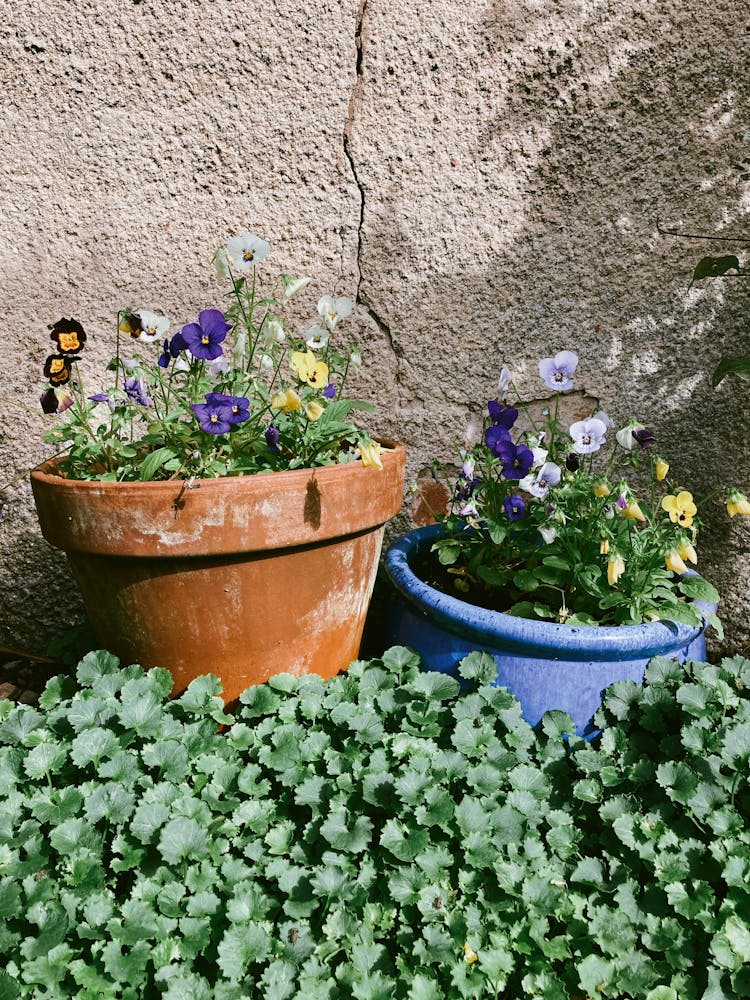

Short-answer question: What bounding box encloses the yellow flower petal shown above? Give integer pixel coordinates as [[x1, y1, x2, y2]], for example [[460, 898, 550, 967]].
[[271, 388, 301, 412], [359, 441, 383, 470], [464, 943, 478, 964], [655, 458, 669, 482], [290, 350, 329, 387], [625, 501, 646, 522], [600, 538, 610, 555], [677, 541, 697, 564], [665, 549, 688, 574], [727, 492, 750, 517], [594, 480, 611, 498], [661, 491, 696, 527], [304, 400, 324, 421]]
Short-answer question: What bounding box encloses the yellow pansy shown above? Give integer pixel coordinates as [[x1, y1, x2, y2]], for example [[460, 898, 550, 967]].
[[607, 554, 625, 586], [271, 387, 301, 412], [661, 491, 697, 528], [358, 441, 383, 470], [655, 458, 669, 482], [665, 549, 688, 575], [594, 480, 611, 498], [464, 943, 478, 964], [290, 350, 329, 388], [727, 491, 750, 517], [600, 538, 610, 555], [677, 540, 697, 565], [304, 400, 324, 422]]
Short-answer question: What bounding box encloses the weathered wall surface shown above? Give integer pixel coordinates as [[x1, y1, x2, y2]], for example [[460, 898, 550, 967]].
[[1, 0, 749, 653]]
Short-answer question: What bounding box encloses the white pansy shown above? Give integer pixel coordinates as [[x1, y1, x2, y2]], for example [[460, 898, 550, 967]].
[[259, 353, 274, 370], [207, 356, 229, 377], [318, 294, 353, 329], [538, 525, 557, 544], [281, 274, 312, 301], [593, 410, 613, 429], [226, 233, 270, 273], [306, 325, 330, 351], [174, 356, 190, 373], [530, 446, 548, 469], [349, 349, 362, 370], [136, 310, 170, 344], [615, 422, 644, 451]]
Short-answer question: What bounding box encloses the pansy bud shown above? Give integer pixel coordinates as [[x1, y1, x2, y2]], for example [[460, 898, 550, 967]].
[[624, 500, 646, 522], [565, 453, 580, 472], [726, 490, 750, 517], [616, 422, 645, 451], [304, 401, 324, 422], [665, 549, 688, 574], [607, 554, 625, 585], [655, 458, 669, 482], [464, 943, 478, 964], [358, 440, 383, 470], [677, 540, 697, 564], [600, 538, 610, 555], [594, 480, 610, 498], [497, 365, 512, 400]]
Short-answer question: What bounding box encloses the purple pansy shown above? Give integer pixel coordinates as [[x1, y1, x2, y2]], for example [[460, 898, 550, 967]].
[[615, 493, 628, 511], [204, 392, 250, 425], [539, 350, 579, 392], [487, 400, 519, 429], [40, 387, 73, 414], [190, 400, 233, 435], [494, 439, 534, 480], [158, 332, 187, 368], [265, 425, 280, 451], [503, 494, 526, 521], [569, 417, 607, 455], [484, 424, 511, 455], [123, 377, 151, 407], [520, 461, 561, 500], [180, 309, 230, 361], [322, 383, 337, 400]]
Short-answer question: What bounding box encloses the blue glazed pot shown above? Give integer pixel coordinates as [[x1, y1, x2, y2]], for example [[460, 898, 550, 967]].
[[384, 524, 715, 736]]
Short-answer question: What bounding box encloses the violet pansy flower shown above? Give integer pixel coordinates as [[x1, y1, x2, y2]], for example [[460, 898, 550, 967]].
[[494, 439, 534, 480], [322, 383, 337, 399], [265, 425, 281, 451], [503, 494, 526, 521], [204, 392, 250, 425], [519, 461, 561, 500], [181, 309, 230, 362], [569, 417, 607, 455], [484, 424, 511, 455], [487, 400, 519, 429], [539, 350, 578, 392], [123, 377, 151, 407]]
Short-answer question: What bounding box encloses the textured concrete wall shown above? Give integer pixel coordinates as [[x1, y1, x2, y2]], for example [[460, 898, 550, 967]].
[[1, 0, 749, 654]]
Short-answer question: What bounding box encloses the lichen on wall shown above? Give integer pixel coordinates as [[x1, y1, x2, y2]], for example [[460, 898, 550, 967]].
[[1, 0, 748, 653]]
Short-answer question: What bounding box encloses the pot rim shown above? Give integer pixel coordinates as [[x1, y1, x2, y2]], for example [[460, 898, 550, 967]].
[[385, 523, 714, 658], [30, 438, 404, 490]]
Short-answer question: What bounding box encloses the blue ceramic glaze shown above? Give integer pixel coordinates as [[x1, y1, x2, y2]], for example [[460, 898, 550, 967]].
[[384, 524, 714, 737]]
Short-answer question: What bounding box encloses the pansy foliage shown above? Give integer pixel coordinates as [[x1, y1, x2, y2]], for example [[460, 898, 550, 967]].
[[1, 649, 750, 997], [38, 233, 383, 482], [427, 353, 748, 628]]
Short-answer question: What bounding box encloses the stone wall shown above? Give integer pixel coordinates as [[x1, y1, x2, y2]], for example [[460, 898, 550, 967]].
[[1, 0, 749, 653]]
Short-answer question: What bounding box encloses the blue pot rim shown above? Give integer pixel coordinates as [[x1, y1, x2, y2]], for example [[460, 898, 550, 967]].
[[385, 523, 713, 660]]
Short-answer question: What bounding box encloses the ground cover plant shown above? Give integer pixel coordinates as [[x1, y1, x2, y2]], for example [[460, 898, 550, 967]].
[[1, 648, 749, 998]]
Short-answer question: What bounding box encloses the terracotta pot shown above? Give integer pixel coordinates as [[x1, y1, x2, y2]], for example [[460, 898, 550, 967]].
[[31, 443, 405, 703]]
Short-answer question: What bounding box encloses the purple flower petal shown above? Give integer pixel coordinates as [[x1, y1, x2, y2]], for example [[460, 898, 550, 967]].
[[484, 424, 511, 455], [487, 400, 518, 429], [503, 494, 526, 520], [198, 309, 230, 341]]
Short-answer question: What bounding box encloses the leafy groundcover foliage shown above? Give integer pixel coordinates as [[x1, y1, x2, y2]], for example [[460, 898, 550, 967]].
[[1, 648, 749, 999]]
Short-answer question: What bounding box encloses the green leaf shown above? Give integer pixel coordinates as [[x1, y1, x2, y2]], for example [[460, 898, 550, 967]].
[[512, 569, 539, 591], [319, 808, 373, 853], [435, 541, 461, 565], [411, 672, 460, 701], [457, 651, 497, 684], [725, 915, 750, 962], [76, 649, 121, 685], [678, 576, 720, 605], [692, 254, 741, 283], [577, 954, 614, 995], [645, 989, 678, 1000], [712, 354, 750, 386], [157, 817, 210, 864], [139, 446, 178, 482]]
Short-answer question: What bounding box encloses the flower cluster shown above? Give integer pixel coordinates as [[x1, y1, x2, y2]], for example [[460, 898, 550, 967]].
[[429, 351, 747, 628], [38, 234, 383, 482]]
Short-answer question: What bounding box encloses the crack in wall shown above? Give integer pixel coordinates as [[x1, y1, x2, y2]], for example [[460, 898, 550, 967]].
[[343, 0, 403, 366]]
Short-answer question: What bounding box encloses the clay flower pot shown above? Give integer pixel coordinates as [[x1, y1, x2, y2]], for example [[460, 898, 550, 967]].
[[31, 443, 405, 703]]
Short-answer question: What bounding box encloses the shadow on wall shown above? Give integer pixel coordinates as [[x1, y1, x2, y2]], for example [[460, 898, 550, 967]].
[[352, 0, 750, 651]]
